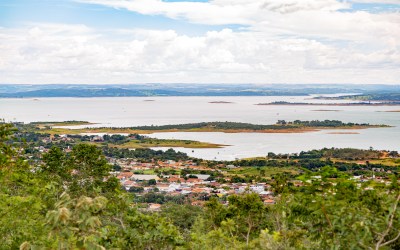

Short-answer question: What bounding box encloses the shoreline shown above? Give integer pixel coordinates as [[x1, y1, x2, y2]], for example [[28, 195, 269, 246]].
[[111, 140, 228, 149], [256, 102, 400, 106]]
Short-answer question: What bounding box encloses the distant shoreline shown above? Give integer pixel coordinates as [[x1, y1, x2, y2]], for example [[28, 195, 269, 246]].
[[256, 102, 400, 106]]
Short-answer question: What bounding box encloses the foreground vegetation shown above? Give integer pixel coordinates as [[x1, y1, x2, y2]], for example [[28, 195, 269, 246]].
[[2, 122, 400, 249]]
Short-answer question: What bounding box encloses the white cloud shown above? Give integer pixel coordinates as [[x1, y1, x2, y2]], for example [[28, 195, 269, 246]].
[[1, 22, 399, 84], [76, 0, 400, 47], [1, 0, 399, 84], [76, 0, 351, 25]]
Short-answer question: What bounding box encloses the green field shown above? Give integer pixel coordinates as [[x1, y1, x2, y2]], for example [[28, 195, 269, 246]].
[[226, 166, 299, 178]]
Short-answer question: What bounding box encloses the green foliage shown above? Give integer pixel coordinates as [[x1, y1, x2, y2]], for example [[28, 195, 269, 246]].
[[44, 193, 108, 249], [0, 122, 17, 167], [135, 192, 186, 204], [1, 122, 400, 250], [161, 203, 203, 230], [42, 144, 120, 197], [103, 147, 189, 161], [190, 194, 269, 248], [0, 123, 185, 249]]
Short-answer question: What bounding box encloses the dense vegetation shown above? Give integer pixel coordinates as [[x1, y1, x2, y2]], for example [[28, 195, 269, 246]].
[[30, 120, 92, 126], [2, 122, 400, 249], [103, 147, 190, 161], [104, 120, 379, 131]]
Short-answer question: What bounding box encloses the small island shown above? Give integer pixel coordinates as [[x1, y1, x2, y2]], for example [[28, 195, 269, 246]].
[[312, 109, 342, 112], [209, 101, 234, 104], [382, 110, 400, 113], [327, 132, 360, 134]]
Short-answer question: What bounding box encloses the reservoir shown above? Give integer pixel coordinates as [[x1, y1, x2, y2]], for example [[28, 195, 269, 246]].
[[1, 96, 399, 160]]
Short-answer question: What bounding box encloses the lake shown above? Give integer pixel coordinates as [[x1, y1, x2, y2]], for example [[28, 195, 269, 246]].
[[1, 96, 399, 160]]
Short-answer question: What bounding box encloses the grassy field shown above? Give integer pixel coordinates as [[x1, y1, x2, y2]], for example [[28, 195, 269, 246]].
[[226, 166, 299, 178], [331, 158, 400, 167]]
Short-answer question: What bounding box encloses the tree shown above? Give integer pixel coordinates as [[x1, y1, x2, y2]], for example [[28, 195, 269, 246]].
[[161, 203, 203, 238], [43, 144, 120, 197], [40, 193, 108, 250], [271, 173, 289, 194], [148, 179, 157, 185], [227, 193, 268, 245]]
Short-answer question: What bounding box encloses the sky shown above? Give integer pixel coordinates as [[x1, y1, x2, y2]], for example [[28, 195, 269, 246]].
[[0, 0, 399, 84]]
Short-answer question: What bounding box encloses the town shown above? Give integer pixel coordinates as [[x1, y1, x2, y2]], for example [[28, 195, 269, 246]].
[[15, 123, 400, 213]]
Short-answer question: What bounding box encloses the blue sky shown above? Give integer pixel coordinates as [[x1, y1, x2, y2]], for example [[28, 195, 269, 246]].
[[1, 0, 398, 29], [1, 0, 399, 84], [0, 0, 244, 35]]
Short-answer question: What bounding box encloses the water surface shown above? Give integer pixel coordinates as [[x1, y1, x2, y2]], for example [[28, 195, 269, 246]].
[[1, 96, 399, 160]]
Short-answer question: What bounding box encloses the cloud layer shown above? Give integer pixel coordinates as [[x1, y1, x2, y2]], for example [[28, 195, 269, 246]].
[[1, 0, 399, 84]]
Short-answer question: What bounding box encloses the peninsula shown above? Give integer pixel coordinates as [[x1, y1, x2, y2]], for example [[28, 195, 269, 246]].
[[255, 101, 400, 106], [31, 120, 390, 135]]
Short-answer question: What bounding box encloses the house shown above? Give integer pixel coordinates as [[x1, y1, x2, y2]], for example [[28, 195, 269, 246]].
[[131, 174, 160, 181], [264, 199, 276, 205], [184, 178, 202, 184], [91, 135, 104, 142], [166, 183, 182, 192], [191, 200, 206, 207], [148, 203, 162, 211], [155, 183, 169, 191], [168, 176, 185, 183], [259, 190, 273, 196], [187, 174, 211, 180], [117, 171, 134, 181], [122, 180, 137, 190], [250, 184, 265, 194]]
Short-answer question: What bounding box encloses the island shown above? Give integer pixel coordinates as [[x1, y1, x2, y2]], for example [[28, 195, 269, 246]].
[[382, 110, 400, 113], [29, 120, 390, 135], [312, 109, 342, 112], [208, 101, 234, 104]]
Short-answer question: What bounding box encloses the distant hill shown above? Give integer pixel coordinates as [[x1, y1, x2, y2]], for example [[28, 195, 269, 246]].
[[0, 83, 399, 97]]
